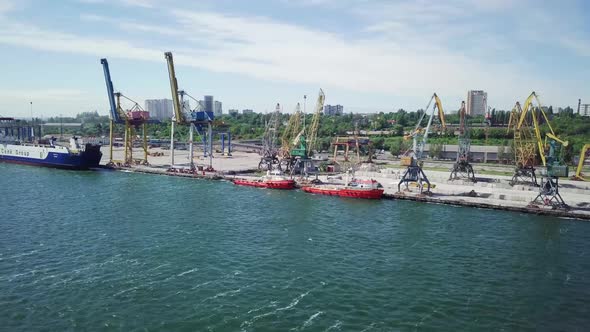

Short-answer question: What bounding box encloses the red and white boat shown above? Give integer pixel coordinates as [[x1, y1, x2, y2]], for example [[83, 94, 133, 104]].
[[301, 178, 384, 199], [233, 170, 296, 190]]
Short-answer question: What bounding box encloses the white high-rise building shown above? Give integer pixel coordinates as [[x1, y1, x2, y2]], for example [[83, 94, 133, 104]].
[[466, 90, 487, 116], [214, 101, 222, 117], [145, 99, 173, 121]]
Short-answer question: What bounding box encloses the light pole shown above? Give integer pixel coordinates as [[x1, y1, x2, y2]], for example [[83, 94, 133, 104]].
[[303, 95, 307, 129], [60, 114, 64, 139], [30, 101, 34, 139]]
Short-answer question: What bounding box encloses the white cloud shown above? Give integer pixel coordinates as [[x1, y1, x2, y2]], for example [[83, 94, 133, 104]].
[[0, 88, 92, 117], [77, 0, 105, 4], [78, 0, 155, 8], [0, 1, 586, 113], [79, 13, 107, 22], [0, 0, 15, 14], [167, 9, 558, 106], [0, 22, 162, 61], [121, 0, 154, 8], [0, 88, 88, 101]]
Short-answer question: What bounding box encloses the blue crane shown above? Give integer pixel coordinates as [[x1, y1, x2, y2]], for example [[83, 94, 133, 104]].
[[100, 58, 152, 167], [100, 58, 123, 124]]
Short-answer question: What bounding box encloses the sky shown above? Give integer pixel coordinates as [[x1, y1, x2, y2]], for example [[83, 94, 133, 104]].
[[0, 0, 588, 117]]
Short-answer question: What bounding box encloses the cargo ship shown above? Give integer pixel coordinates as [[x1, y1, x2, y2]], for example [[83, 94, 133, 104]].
[[233, 170, 296, 190], [301, 178, 384, 199], [0, 118, 102, 170]]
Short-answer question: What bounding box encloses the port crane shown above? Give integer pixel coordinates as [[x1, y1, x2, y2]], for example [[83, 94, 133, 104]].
[[164, 51, 214, 171], [398, 93, 446, 194], [101, 58, 152, 167], [507, 102, 538, 186], [449, 101, 475, 182], [517, 91, 569, 208], [278, 103, 302, 170], [258, 103, 281, 171], [332, 123, 371, 167], [285, 89, 325, 175]]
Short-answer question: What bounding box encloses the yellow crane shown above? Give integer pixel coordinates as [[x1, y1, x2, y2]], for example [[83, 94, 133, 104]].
[[516, 91, 569, 208], [517, 92, 568, 171], [507, 101, 538, 186], [165, 51, 214, 171], [306, 90, 325, 158], [279, 103, 302, 160]]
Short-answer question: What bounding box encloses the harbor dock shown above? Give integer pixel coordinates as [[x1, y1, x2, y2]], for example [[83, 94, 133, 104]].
[[101, 146, 590, 221]]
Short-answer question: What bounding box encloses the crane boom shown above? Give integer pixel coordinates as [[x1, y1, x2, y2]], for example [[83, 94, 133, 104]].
[[517, 91, 568, 167], [164, 52, 184, 123], [458, 101, 466, 135], [306, 89, 325, 157], [515, 92, 569, 207], [100, 58, 122, 123], [449, 101, 475, 182], [433, 93, 446, 128], [281, 103, 301, 150], [506, 102, 521, 134], [408, 93, 446, 160]]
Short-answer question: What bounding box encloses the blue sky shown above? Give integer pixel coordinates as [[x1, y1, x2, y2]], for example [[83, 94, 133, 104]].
[[0, 0, 589, 117]]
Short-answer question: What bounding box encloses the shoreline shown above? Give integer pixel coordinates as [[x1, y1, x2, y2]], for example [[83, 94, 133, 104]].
[[108, 164, 590, 221]]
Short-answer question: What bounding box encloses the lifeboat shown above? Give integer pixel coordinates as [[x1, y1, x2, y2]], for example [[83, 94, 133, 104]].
[[301, 178, 384, 199], [233, 170, 296, 190]]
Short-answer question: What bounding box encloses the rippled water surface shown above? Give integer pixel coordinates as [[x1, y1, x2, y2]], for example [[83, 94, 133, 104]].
[[1, 163, 589, 331]]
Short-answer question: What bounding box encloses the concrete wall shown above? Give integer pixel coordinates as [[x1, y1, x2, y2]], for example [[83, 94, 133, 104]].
[[425, 144, 510, 163]]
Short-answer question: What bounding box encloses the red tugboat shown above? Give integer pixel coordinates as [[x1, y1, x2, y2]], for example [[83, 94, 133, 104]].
[[301, 178, 384, 199], [233, 170, 296, 190]]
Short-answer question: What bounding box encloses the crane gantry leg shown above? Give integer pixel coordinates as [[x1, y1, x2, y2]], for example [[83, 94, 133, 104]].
[[124, 119, 131, 167], [530, 176, 568, 209], [510, 165, 538, 187], [188, 123, 195, 170], [449, 161, 475, 182], [398, 161, 431, 195], [449, 138, 476, 182], [141, 123, 149, 166], [108, 119, 115, 167]]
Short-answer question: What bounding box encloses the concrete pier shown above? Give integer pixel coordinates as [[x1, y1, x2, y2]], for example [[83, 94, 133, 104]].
[[101, 146, 590, 221]]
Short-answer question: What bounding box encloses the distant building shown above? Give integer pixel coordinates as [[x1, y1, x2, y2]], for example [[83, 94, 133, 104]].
[[145, 99, 173, 121], [323, 104, 344, 115], [228, 109, 239, 116], [214, 101, 223, 117], [581, 104, 590, 117], [242, 109, 254, 115], [204, 95, 214, 115], [466, 90, 487, 116], [181, 100, 190, 112]]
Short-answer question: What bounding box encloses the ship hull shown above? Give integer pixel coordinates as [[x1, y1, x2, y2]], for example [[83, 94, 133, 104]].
[[233, 179, 295, 190], [301, 186, 384, 199], [0, 143, 102, 170]]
